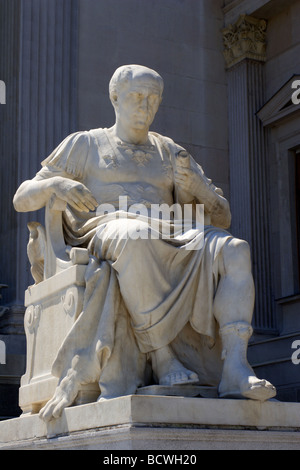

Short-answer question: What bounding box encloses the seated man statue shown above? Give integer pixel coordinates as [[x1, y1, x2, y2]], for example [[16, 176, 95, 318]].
[[13, 64, 276, 422]]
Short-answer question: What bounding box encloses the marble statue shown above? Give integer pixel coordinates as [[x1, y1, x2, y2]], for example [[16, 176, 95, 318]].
[[13, 64, 276, 422]]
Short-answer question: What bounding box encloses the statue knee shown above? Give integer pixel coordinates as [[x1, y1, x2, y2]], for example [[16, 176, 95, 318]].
[[223, 238, 252, 275]]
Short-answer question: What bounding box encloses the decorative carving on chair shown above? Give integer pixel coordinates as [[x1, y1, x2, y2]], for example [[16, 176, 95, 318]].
[[27, 222, 46, 285], [25, 304, 42, 334]]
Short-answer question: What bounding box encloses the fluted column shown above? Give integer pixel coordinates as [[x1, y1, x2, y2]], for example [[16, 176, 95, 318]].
[[15, 0, 79, 303], [0, 0, 22, 309], [222, 15, 275, 332]]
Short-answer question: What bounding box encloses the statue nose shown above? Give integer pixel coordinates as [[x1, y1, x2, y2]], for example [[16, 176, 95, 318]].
[[139, 97, 148, 112]]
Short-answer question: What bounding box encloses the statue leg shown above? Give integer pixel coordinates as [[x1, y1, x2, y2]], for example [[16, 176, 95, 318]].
[[214, 238, 276, 400], [109, 226, 200, 387]]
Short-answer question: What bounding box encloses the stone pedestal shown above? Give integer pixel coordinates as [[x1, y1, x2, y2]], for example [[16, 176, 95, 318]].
[[0, 395, 299, 450]]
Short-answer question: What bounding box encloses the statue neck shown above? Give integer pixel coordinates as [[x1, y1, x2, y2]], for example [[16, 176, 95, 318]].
[[112, 123, 150, 146]]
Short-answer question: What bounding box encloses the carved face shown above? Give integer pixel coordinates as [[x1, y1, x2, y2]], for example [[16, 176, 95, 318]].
[[114, 77, 162, 132]]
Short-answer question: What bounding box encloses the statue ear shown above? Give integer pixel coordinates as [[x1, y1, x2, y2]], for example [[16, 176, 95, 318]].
[[111, 93, 118, 106]]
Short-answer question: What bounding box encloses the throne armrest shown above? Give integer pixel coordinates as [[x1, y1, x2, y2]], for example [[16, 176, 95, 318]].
[[44, 195, 89, 279], [27, 196, 89, 284]]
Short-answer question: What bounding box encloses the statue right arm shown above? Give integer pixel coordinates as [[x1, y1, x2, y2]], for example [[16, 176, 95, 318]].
[[13, 175, 98, 213], [13, 131, 98, 213]]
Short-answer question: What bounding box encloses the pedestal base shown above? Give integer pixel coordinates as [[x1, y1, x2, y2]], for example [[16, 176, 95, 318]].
[[0, 395, 300, 450]]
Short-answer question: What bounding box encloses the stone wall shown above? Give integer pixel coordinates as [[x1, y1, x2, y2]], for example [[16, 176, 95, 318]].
[[264, 0, 300, 99]]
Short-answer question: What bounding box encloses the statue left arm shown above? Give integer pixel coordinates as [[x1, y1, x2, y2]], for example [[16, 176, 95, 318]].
[[175, 163, 231, 229]]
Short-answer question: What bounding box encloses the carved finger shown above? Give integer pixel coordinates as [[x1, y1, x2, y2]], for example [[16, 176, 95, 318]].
[[69, 201, 89, 213], [176, 166, 192, 175], [52, 398, 69, 419], [175, 174, 189, 186], [73, 189, 98, 211], [81, 197, 98, 211], [39, 399, 58, 422], [175, 173, 187, 180], [84, 193, 98, 208], [69, 196, 91, 212], [75, 185, 98, 203]]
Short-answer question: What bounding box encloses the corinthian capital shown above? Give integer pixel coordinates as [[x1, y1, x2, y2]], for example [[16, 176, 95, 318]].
[[222, 14, 267, 69]]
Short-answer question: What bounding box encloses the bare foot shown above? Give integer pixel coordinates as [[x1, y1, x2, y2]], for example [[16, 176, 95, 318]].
[[150, 345, 199, 386], [218, 361, 276, 401], [218, 322, 276, 401], [39, 368, 79, 422]]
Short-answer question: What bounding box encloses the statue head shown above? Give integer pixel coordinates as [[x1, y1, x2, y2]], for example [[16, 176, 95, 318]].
[[109, 65, 164, 137], [109, 64, 164, 105]]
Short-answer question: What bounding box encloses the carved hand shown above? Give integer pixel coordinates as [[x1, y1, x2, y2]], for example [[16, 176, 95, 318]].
[[174, 166, 231, 228], [175, 166, 211, 202], [51, 177, 98, 212]]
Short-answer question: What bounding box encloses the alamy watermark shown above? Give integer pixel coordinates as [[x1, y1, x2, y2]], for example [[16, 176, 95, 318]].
[[0, 339, 5, 364], [95, 196, 204, 250], [291, 80, 300, 105], [291, 340, 300, 365], [0, 80, 5, 104]]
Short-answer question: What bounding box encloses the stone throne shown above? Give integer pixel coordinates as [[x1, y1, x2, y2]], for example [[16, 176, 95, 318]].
[[19, 197, 101, 414]]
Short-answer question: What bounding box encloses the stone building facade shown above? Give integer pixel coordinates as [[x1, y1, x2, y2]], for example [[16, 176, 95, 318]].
[[0, 0, 299, 419]]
